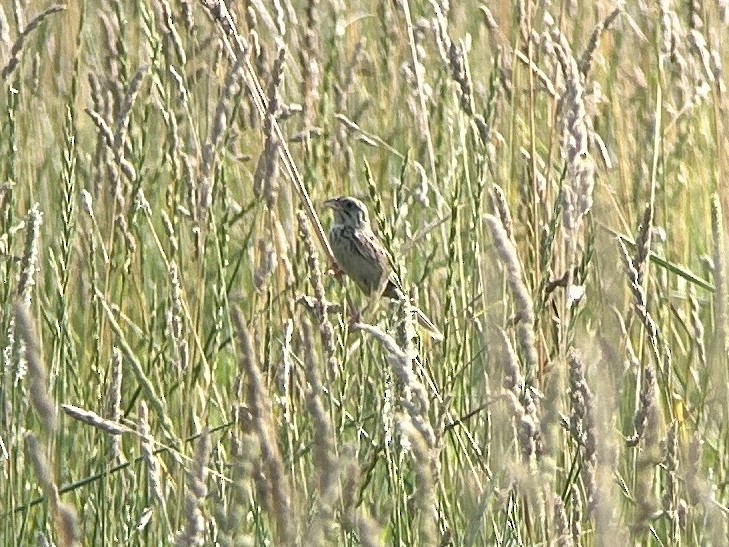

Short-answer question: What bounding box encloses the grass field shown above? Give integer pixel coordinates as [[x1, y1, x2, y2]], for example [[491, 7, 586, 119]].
[[1, 0, 729, 545]]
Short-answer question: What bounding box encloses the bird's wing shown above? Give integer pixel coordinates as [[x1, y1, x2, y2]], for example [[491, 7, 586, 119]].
[[354, 229, 410, 299], [350, 228, 391, 294]]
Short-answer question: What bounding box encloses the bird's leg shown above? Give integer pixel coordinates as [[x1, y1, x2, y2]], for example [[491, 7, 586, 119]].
[[327, 261, 344, 280], [344, 293, 362, 325], [359, 293, 378, 317], [363, 276, 389, 318]]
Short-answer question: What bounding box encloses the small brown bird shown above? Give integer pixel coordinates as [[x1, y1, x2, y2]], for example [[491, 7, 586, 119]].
[[324, 196, 443, 341]]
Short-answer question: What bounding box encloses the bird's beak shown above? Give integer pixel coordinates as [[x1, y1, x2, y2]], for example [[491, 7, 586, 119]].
[[324, 198, 341, 210]]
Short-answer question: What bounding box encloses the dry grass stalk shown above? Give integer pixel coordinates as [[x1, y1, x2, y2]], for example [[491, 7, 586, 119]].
[[7, 1, 729, 544], [497, 329, 542, 463], [155, 0, 186, 66], [107, 159, 137, 270], [689, 287, 707, 369], [114, 65, 149, 152], [297, 211, 335, 364], [231, 308, 294, 544], [96, 289, 175, 438], [514, 48, 558, 99], [632, 204, 654, 287], [485, 214, 538, 377], [710, 193, 728, 355], [404, 420, 438, 545], [567, 348, 597, 515], [245, 6, 265, 87], [175, 429, 210, 546], [9, 203, 43, 386], [0, 5, 9, 48], [658, 0, 681, 69], [25, 434, 81, 547], [273, 217, 296, 287], [201, 0, 335, 265], [25, 432, 58, 506], [617, 238, 667, 372], [301, 320, 339, 544], [570, 482, 582, 544], [167, 64, 190, 108], [489, 184, 513, 241], [167, 261, 188, 373], [0, 4, 66, 82], [61, 404, 130, 435], [662, 421, 680, 533], [626, 367, 657, 448], [252, 46, 285, 207], [214, 431, 256, 546], [17, 202, 42, 305], [553, 494, 572, 547], [15, 302, 57, 433], [578, 7, 621, 77], [332, 40, 366, 178], [84, 108, 114, 149], [106, 346, 124, 461], [274, 319, 294, 427], [138, 401, 165, 508], [431, 0, 491, 144], [199, 54, 245, 212], [253, 238, 275, 292], [80, 189, 110, 263], [299, 0, 319, 125], [354, 322, 432, 439], [550, 27, 595, 245]]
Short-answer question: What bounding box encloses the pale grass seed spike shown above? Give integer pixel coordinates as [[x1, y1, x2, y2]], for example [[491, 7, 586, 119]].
[[324, 196, 444, 341]]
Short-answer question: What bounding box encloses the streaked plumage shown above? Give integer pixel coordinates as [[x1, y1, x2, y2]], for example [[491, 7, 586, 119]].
[[324, 196, 443, 341]]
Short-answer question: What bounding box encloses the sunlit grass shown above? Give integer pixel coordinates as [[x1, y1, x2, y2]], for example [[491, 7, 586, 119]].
[[1, 1, 728, 545]]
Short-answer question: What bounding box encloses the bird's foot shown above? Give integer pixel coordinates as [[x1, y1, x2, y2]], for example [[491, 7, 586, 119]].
[[327, 262, 344, 280], [347, 306, 362, 327]]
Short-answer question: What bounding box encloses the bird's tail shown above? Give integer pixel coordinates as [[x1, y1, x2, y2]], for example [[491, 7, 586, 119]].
[[389, 283, 444, 342], [412, 305, 444, 342]]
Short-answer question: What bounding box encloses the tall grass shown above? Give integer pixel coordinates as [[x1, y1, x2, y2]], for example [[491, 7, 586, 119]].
[[1, 1, 728, 545]]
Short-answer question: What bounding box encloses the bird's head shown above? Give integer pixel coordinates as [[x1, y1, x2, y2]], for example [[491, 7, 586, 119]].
[[324, 196, 371, 229]]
